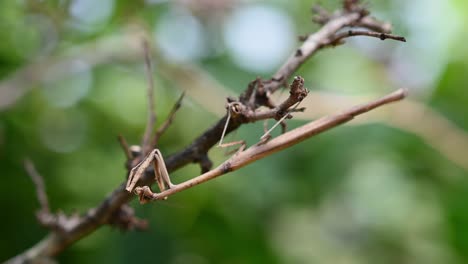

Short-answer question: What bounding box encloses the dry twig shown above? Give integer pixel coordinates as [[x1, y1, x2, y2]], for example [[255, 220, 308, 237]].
[[24, 159, 51, 216], [23, 160, 81, 233], [141, 40, 157, 156], [329, 30, 406, 45], [117, 134, 132, 160], [152, 92, 186, 146], [264, 5, 399, 93]]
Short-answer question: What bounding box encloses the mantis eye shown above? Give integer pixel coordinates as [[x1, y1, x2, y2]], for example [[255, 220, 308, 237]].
[[230, 102, 243, 114]]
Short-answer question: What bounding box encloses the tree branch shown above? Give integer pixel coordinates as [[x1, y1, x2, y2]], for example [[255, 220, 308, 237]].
[[6, 2, 405, 263]]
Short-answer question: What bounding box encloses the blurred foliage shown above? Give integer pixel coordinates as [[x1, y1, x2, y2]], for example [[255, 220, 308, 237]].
[[1, 0, 468, 263]]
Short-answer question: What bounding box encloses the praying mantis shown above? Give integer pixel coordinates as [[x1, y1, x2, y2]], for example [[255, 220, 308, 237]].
[[125, 148, 175, 195], [124, 102, 241, 195], [125, 98, 304, 199]]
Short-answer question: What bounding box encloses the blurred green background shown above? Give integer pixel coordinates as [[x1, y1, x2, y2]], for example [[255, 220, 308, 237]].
[[2, 0, 468, 263]]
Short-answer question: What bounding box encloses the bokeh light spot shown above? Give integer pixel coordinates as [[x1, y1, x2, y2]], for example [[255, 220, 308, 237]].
[[11, 15, 58, 58], [223, 5, 295, 73], [38, 109, 88, 153], [155, 10, 207, 62], [69, 0, 115, 32], [89, 66, 151, 126], [41, 60, 92, 108]]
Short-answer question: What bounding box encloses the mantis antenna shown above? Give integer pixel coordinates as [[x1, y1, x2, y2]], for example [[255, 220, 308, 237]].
[[218, 103, 232, 147]]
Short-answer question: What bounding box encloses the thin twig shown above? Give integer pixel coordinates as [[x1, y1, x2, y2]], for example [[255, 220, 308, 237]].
[[135, 88, 407, 201], [24, 159, 50, 215], [152, 92, 185, 146], [141, 39, 156, 156], [331, 30, 406, 44], [266, 12, 361, 93], [264, 7, 395, 94], [118, 134, 132, 160]]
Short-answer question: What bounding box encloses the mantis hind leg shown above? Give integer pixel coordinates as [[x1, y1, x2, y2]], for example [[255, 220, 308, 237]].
[[153, 149, 176, 190], [126, 151, 156, 192]]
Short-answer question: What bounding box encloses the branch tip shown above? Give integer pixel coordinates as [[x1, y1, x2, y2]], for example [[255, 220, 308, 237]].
[[24, 159, 50, 215], [153, 91, 186, 145]]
